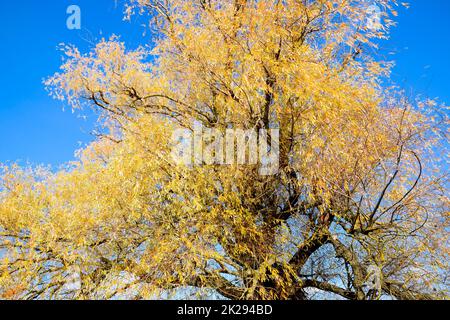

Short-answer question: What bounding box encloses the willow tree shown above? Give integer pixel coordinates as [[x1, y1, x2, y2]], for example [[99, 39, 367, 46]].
[[0, 0, 448, 300]]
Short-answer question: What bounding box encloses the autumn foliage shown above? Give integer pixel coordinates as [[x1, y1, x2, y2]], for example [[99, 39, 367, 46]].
[[0, 0, 448, 300]]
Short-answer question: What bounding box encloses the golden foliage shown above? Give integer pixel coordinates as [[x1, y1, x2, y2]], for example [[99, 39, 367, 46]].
[[0, 0, 448, 300]]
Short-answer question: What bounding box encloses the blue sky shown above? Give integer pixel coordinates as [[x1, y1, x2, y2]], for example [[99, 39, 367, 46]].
[[0, 0, 449, 167]]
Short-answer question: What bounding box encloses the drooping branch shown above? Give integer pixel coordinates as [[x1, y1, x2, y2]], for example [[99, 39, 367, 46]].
[[300, 279, 357, 300]]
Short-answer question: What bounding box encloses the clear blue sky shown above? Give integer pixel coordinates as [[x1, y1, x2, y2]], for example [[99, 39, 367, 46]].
[[0, 0, 449, 167]]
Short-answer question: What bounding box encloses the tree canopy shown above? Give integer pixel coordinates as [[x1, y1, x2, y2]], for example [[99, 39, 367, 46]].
[[0, 0, 448, 300]]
